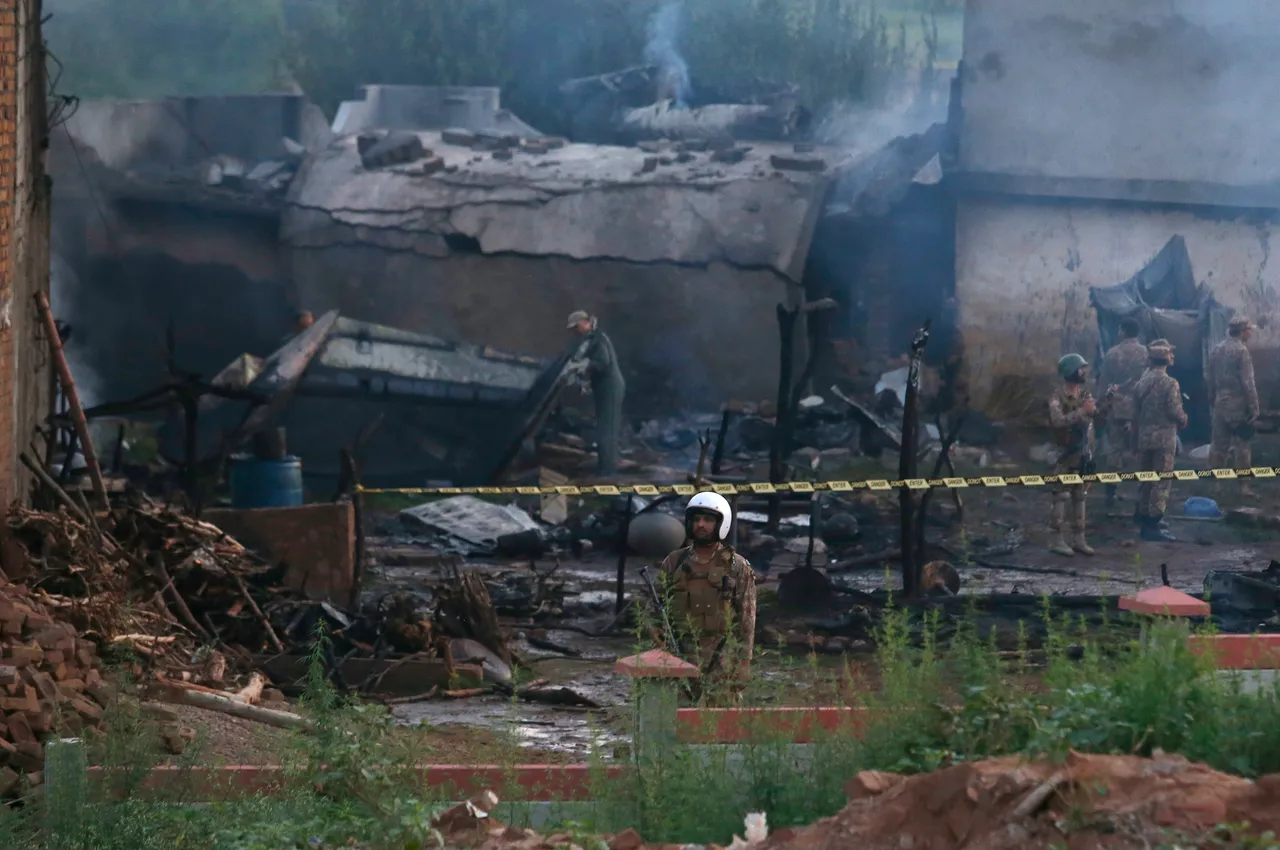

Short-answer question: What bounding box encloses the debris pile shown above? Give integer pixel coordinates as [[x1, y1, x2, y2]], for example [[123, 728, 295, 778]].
[[767, 752, 1280, 850], [0, 579, 107, 796], [5, 496, 288, 669]]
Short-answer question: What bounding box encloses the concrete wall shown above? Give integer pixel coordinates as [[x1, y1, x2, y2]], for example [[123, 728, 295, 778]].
[[291, 246, 791, 413], [0, 0, 51, 507], [960, 0, 1280, 187], [64, 94, 306, 171], [956, 197, 1280, 411], [56, 203, 291, 406]]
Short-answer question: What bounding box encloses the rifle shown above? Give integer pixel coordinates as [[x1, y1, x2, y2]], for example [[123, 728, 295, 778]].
[[639, 566, 686, 660]]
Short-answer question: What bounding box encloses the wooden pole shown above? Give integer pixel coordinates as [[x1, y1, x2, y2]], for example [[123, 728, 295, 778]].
[[34, 293, 108, 510], [615, 493, 633, 614]]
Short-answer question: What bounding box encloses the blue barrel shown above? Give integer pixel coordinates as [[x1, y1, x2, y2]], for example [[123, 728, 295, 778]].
[[229, 455, 304, 509]]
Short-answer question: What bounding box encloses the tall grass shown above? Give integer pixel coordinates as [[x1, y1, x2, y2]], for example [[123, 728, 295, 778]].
[[2, 609, 1280, 847]]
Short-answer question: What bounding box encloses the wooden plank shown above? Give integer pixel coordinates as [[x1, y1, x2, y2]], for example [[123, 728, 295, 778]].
[[255, 655, 484, 695]]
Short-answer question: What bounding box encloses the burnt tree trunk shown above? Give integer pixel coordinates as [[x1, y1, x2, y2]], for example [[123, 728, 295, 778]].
[[899, 322, 930, 598], [768, 305, 799, 531]]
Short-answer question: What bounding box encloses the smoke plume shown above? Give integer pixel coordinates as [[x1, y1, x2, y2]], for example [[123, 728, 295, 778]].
[[644, 0, 692, 107], [50, 253, 104, 409]]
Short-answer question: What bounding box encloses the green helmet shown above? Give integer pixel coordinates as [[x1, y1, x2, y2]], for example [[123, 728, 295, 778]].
[[1057, 353, 1088, 380]]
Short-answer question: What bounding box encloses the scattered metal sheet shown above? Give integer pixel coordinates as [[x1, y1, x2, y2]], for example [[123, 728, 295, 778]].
[[400, 495, 540, 548], [737, 511, 811, 528]]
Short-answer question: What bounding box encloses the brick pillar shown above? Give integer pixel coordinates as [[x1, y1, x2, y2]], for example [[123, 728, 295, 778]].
[[0, 0, 18, 508]]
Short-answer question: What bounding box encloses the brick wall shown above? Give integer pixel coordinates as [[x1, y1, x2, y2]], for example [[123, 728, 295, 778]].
[[0, 0, 17, 507], [0, 0, 50, 508]]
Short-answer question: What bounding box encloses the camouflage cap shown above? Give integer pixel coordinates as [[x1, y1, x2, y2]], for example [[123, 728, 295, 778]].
[[1147, 338, 1174, 357], [566, 310, 591, 329], [1229, 315, 1255, 333]]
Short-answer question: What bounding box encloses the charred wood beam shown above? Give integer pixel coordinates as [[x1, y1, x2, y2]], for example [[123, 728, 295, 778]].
[[768, 304, 798, 531], [615, 494, 634, 615], [35, 293, 108, 509], [768, 299, 839, 530], [899, 321, 930, 598], [711, 408, 733, 475]]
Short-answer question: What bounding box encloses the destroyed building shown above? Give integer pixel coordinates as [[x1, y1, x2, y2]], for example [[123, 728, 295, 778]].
[[52, 78, 952, 429], [951, 0, 1280, 415]]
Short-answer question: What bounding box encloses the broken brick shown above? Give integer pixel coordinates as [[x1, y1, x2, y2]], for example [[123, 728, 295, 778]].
[[441, 128, 477, 147], [359, 131, 428, 170], [6, 710, 33, 744], [769, 153, 826, 172], [711, 148, 747, 164], [0, 767, 18, 796], [5, 644, 43, 667]]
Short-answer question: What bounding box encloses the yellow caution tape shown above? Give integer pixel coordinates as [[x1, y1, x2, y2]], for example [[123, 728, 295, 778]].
[[354, 467, 1275, 497]]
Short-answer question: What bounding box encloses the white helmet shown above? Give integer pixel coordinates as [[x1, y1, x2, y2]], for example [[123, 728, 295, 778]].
[[685, 491, 733, 541]]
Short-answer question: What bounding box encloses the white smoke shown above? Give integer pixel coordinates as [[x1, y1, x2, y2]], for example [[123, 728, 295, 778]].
[[50, 252, 104, 409], [812, 76, 950, 152], [644, 0, 692, 107]]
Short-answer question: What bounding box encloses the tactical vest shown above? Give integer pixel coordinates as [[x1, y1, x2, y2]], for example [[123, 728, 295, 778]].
[[669, 547, 738, 635]]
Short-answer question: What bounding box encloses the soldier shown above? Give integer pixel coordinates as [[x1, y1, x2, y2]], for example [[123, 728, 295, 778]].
[[1208, 316, 1260, 495], [1048, 353, 1113, 557], [654, 492, 757, 703], [567, 311, 627, 476], [1132, 339, 1187, 542], [1097, 317, 1147, 508]]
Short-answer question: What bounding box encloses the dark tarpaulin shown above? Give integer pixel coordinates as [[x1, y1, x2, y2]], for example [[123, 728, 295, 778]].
[[1088, 235, 1233, 443]]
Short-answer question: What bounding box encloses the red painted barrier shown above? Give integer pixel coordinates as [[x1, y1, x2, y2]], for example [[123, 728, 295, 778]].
[[1189, 634, 1280, 670], [89, 764, 628, 802], [676, 707, 869, 744]]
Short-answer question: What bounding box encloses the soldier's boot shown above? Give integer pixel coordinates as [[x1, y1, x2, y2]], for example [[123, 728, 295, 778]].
[[1069, 500, 1094, 555], [1048, 500, 1073, 557], [1139, 515, 1177, 543]]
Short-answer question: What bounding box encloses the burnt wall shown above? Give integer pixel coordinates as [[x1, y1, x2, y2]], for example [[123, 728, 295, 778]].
[[806, 186, 956, 394], [61, 204, 290, 405], [289, 246, 791, 415]]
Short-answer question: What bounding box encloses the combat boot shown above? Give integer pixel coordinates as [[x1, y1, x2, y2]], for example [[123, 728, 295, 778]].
[[1070, 533, 1095, 556], [1139, 516, 1177, 543], [1048, 500, 1072, 556]]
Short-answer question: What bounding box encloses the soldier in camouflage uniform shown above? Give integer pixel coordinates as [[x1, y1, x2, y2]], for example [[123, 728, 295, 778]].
[[1208, 316, 1259, 495], [1048, 354, 1114, 557], [1097, 317, 1148, 508], [655, 492, 757, 704], [1132, 339, 1186, 542], [567, 310, 627, 476]]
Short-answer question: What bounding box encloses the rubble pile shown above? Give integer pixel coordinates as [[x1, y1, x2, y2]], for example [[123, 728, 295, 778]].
[[0, 578, 107, 796], [767, 752, 1280, 850], [5, 496, 287, 670]]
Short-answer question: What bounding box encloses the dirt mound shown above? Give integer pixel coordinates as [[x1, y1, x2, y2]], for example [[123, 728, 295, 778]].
[[765, 752, 1280, 850]]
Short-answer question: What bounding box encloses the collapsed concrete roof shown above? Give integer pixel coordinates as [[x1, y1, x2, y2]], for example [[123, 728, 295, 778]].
[[333, 85, 542, 138], [282, 131, 866, 281]]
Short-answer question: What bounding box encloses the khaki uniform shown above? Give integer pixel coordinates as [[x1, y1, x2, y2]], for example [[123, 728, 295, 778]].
[[1133, 368, 1186, 519], [1048, 387, 1097, 539], [657, 543, 757, 700], [1208, 336, 1259, 471], [584, 330, 626, 477], [1097, 337, 1148, 474]]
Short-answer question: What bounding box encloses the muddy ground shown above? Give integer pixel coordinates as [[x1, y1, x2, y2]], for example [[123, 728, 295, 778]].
[[351, 432, 1280, 761]]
